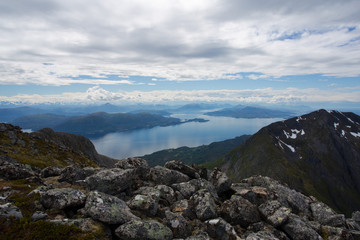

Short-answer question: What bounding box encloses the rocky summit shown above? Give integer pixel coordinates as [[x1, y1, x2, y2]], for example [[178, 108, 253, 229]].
[[1, 157, 360, 239]]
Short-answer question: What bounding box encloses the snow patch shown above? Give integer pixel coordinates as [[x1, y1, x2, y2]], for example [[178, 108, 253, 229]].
[[346, 125, 351, 128], [341, 130, 346, 137], [350, 132, 360, 137], [296, 116, 306, 122], [277, 137, 296, 152], [334, 122, 339, 130], [283, 129, 305, 139]]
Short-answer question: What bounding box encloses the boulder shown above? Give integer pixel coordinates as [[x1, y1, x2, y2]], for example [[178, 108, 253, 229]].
[[165, 210, 192, 238], [165, 160, 200, 179], [0, 203, 23, 219], [172, 181, 198, 199], [185, 231, 211, 240], [85, 168, 138, 195], [40, 188, 86, 210], [246, 231, 280, 240], [31, 211, 48, 221], [115, 157, 150, 179], [128, 188, 160, 216], [310, 202, 345, 227], [58, 165, 97, 184], [209, 168, 232, 196], [353, 211, 360, 222], [281, 214, 322, 240], [115, 219, 173, 240], [0, 156, 35, 180], [190, 189, 218, 221], [205, 217, 240, 240], [154, 185, 177, 206], [40, 166, 61, 178], [259, 200, 291, 227], [171, 199, 196, 220], [221, 195, 260, 227], [84, 191, 139, 225], [149, 166, 190, 185], [232, 184, 268, 206]]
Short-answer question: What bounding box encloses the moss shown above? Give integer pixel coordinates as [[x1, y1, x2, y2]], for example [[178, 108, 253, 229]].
[[0, 218, 96, 240], [320, 226, 329, 240]]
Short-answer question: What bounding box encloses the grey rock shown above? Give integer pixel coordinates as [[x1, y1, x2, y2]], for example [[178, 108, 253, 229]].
[[155, 185, 177, 206], [115, 219, 173, 240], [246, 231, 280, 240], [58, 165, 91, 184], [150, 166, 190, 185], [353, 211, 360, 222], [347, 219, 360, 231], [85, 168, 138, 195], [171, 199, 196, 220], [0, 202, 23, 219], [281, 214, 323, 240], [40, 166, 62, 178], [172, 181, 198, 199], [165, 210, 192, 238], [188, 179, 219, 200], [205, 217, 240, 240], [0, 156, 34, 180], [84, 191, 139, 225], [310, 202, 345, 227], [221, 195, 260, 227], [209, 168, 232, 196], [321, 225, 349, 240], [115, 157, 150, 179], [185, 231, 211, 240], [31, 211, 48, 221], [259, 200, 291, 227], [191, 189, 218, 221], [165, 160, 200, 179], [232, 184, 269, 206], [128, 188, 160, 216], [40, 188, 86, 210]]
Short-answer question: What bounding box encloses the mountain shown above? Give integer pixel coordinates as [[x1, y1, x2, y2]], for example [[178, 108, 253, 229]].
[[11, 112, 206, 138], [205, 105, 294, 118], [169, 103, 231, 113], [0, 123, 116, 168], [11, 113, 71, 130], [0, 107, 47, 122], [217, 109, 360, 216], [140, 135, 251, 167]]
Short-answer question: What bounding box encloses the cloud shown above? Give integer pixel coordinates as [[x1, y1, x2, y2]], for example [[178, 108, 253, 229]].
[[2, 86, 360, 105], [0, 0, 359, 86]]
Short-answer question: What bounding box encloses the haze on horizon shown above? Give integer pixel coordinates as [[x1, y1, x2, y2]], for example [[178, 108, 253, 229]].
[[0, 0, 360, 109]]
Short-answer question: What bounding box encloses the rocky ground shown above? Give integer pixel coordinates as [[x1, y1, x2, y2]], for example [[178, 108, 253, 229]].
[[1, 156, 360, 239]]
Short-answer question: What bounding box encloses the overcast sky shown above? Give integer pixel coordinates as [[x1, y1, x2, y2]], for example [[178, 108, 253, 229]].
[[0, 0, 360, 105]]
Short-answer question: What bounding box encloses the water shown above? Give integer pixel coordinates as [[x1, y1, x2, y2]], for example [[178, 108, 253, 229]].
[[91, 114, 282, 159]]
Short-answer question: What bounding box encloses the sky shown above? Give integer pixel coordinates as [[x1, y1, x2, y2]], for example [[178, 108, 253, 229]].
[[0, 0, 360, 106]]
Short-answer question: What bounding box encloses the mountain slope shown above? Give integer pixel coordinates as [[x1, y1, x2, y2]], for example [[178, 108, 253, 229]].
[[140, 135, 251, 167], [0, 123, 116, 168], [219, 109, 360, 216], [205, 105, 293, 118]]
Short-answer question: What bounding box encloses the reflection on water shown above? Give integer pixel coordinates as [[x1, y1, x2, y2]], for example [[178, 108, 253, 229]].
[[91, 115, 282, 160]]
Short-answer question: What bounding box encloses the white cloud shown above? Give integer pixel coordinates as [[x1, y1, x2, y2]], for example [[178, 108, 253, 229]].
[[0, 0, 359, 86], [2, 86, 360, 105]]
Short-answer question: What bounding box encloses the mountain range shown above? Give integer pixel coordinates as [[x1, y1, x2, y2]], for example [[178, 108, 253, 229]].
[[205, 105, 294, 118], [11, 112, 207, 138]]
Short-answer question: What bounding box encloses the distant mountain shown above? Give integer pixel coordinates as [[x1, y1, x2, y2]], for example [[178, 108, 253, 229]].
[[127, 109, 171, 116], [11, 113, 71, 130], [205, 105, 293, 118], [169, 103, 232, 113], [0, 107, 47, 122], [140, 135, 251, 167], [215, 109, 360, 216]]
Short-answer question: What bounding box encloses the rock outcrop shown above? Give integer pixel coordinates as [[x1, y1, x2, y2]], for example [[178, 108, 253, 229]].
[[1, 158, 360, 239]]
